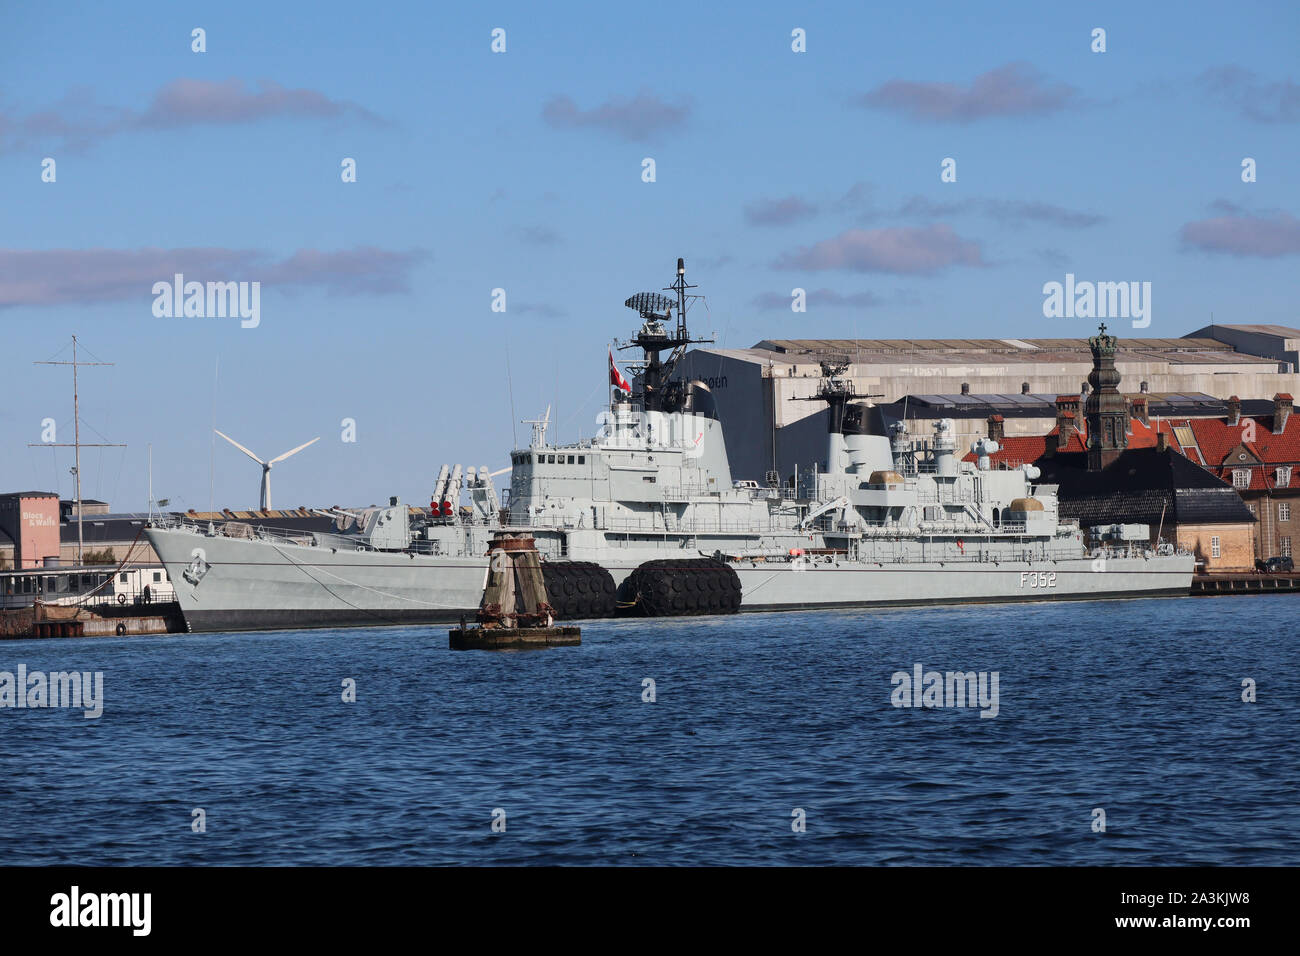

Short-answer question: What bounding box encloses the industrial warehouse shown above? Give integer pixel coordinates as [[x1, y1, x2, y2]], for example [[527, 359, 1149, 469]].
[[677, 323, 1300, 486]]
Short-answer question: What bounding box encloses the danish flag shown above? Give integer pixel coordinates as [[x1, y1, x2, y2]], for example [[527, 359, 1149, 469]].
[[609, 349, 632, 393]]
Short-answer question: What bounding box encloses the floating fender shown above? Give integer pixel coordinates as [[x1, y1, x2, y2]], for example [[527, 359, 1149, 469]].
[[539, 562, 618, 620], [617, 558, 741, 617]]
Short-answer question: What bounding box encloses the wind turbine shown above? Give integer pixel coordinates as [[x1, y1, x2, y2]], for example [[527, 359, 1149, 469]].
[[215, 430, 320, 511]]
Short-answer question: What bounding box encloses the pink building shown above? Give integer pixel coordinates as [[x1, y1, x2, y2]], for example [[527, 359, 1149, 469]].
[[0, 492, 61, 568]]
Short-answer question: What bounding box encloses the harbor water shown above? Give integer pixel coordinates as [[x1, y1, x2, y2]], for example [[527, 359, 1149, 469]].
[[1, 595, 1296, 865]]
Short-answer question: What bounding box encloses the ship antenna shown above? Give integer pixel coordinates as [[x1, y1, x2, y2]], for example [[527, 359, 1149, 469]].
[[618, 257, 713, 412]]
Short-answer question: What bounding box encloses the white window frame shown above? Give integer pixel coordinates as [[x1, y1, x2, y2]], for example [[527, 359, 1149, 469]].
[[1281, 502, 1292, 522], [1211, 536, 1222, 558], [1278, 466, 1292, 488], [1232, 469, 1250, 489]]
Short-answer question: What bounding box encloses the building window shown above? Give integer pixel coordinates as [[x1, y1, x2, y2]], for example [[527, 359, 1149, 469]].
[[1278, 466, 1292, 488], [1282, 537, 1292, 558], [1211, 536, 1221, 558], [1282, 502, 1292, 522], [1232, 469, 1250, 489]]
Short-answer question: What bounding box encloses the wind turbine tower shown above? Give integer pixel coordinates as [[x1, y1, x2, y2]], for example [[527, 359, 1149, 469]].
[[215, 430, 320, 511]]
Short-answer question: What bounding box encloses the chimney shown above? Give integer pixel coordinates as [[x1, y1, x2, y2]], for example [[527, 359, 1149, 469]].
[[1275, 393, 1293, 432], [1140, 380, 1149, 394], [1055, 395, 1080, 424], [987, 414, 1005, 443], [1157, 431, 1169, 452], [1226, 395, 1241, 427], [1021, 382, 1031, 394], [960, 382, 970, 395], [1056, 409, 1076, 451], [1131, 396, 1149, 426]]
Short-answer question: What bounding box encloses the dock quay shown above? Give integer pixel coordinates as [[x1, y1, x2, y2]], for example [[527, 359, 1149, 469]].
[[1191, 573, 1300, 595], [1, 599, 184, 639]]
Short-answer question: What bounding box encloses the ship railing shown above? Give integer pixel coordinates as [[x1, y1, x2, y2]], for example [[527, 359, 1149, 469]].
[[749, 486, 801, 500], [150, 516, 374, 551], [658, 484, 725, 499]]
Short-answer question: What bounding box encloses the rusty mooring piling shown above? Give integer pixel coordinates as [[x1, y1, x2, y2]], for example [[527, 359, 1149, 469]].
[[449, 532, 580, 650]]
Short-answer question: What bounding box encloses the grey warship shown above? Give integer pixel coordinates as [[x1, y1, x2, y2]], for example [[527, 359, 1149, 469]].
[[146, 258, 1194, 632]]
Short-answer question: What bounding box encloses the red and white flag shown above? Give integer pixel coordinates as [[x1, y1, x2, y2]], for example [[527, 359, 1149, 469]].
[[609, 349, 631, 393]]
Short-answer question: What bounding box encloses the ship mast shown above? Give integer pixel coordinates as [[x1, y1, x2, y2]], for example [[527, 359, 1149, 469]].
[[618, 257, 712, 411], [31, 335, 126, 565], [790, 357, 884, 429]]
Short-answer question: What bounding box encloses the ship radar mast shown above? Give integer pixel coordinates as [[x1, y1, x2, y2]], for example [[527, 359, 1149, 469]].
[[790, 355, 883, 432], [617, 258, 713, 412]]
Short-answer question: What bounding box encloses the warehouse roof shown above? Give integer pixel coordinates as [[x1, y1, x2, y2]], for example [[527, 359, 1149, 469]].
[[884, 393, 1276, 421], [1189, 323, 1300, 338], [708, 337, 1281, 368]]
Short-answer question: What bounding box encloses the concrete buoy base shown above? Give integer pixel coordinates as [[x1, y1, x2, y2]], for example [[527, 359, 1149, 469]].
[[449, 626, 581, 650]]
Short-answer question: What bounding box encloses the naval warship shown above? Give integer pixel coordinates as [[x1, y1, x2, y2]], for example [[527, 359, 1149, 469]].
[[146, 258, 1194, 632]]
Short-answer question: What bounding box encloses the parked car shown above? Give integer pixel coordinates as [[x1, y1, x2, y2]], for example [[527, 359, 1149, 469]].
[[1255, 556, 1295, 573]]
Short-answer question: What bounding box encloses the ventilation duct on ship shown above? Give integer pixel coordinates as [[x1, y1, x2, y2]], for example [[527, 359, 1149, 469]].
[[840, 402, 889, 437], [669, 380, 718, 419]]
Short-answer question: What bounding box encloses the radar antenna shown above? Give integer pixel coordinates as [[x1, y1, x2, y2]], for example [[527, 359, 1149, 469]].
[[617, 258, 713, 411], [790, 355, 884, 433]]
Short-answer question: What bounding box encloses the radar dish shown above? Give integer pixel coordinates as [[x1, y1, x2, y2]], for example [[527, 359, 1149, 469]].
[[624, 292, 675, 316]]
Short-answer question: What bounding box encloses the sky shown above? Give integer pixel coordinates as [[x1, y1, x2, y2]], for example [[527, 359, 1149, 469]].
[[1, 0, 1297, 512]]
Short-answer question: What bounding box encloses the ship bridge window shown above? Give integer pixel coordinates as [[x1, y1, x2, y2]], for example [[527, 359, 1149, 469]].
[[548, 455, 556, 464], [578, 456, 585, 464], [643, 475, 656, 483]]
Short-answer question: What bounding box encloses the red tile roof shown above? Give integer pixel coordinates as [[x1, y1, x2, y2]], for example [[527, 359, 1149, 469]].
[[965, 405, 1300, 493], [1184, 413, 1300, 490], [965, 415, 1187, 465]]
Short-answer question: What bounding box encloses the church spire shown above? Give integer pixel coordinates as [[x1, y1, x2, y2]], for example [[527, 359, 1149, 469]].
[[1086, 322, 1128, 470]]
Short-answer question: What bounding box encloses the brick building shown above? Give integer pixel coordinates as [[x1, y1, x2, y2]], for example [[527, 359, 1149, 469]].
[[1168, 393, 1298, 563]]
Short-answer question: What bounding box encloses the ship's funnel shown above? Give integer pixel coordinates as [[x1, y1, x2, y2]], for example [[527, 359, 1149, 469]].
[[841, 403, 894, 475]]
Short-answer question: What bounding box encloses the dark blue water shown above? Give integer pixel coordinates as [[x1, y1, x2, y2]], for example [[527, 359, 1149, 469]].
[[1, 595, 1296, 865]]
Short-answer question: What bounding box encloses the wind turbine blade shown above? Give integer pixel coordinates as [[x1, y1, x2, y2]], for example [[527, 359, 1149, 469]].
[[488, 466, 511, 477], [269, 436, 321, 465], [215, 429, 265, 465]]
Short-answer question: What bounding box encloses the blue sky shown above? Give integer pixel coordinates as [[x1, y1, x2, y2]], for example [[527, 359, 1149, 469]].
[[2, 0, 1297, 511]]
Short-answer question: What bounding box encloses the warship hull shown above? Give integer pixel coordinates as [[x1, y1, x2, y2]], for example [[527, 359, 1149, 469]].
[[147, 526, 1193, 633]]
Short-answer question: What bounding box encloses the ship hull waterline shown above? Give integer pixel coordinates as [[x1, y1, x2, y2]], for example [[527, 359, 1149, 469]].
[[147, 527, 1194, 634]]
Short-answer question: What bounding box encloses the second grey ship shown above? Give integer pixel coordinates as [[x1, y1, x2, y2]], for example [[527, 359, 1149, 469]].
[[147, 259, 1194, 632]]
